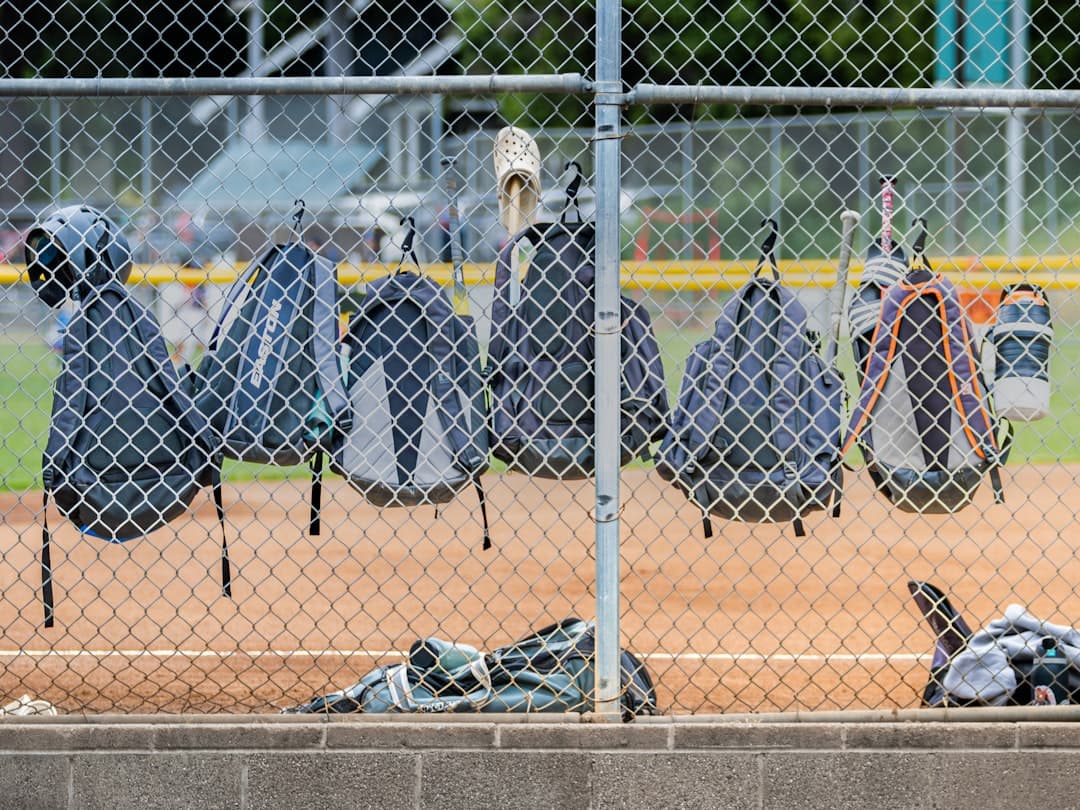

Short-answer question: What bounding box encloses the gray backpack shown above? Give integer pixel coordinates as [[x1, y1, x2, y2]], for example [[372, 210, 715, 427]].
[[330, 266, 490, 545], [194, 221, 350, 535], [656, 224, 844, 537], [842, 227, 1010, 514], [26, 206, 216, 627]]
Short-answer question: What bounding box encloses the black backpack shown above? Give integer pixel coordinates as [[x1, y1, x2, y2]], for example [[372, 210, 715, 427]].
[[26, 206, 217, 627], [194, 210, 350, 535], [486, 169, 669, 479]]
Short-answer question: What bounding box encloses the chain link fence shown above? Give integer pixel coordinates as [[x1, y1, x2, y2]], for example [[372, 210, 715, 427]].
[[1, 0, 1079, 716]]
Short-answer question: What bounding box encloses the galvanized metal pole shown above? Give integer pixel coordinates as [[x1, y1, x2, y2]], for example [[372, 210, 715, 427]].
[[48, 98, 61, 203], [326, 0, 353, 144], [769, 122, 782, 260], [1004, 0, 1029, 260], [681, 123, 694, 260], [140, 96, 153, 211], [243, 0, 265, 143], [593, 0, 623, 722]]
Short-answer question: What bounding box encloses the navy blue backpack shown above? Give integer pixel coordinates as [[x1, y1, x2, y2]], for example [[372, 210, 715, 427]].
[[486, 168, 669, 479], [27, 206, 218, 626], [656, 221, 844, 537], [194, 208, 350, 540]]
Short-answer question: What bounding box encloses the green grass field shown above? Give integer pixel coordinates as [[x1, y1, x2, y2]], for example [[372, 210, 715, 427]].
[[0, 324, 1076, 492]]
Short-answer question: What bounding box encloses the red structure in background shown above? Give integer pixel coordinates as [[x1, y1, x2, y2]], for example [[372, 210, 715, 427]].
[[955, 258, 998, 324], [634, 208, 721, 261]]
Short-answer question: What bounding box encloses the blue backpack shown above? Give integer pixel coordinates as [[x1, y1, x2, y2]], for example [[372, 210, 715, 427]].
[[656, 223, 844, 537], [487, 170, 669, 479], [194, 212, 350, 538], [26, 206, 218, 627]]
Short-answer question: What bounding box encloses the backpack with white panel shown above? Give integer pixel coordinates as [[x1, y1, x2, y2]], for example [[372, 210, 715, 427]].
[[329, 217, 491, 546], [843, 218, 1011, 513]]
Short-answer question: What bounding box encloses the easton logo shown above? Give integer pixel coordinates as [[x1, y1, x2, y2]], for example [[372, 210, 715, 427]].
[[249, 299, 283, 387]]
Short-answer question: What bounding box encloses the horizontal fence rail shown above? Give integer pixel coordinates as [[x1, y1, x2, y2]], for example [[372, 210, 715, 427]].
[[629, 84, 1080, 110], [0, 74, 589, 98], [6, 258, 1080, 290]]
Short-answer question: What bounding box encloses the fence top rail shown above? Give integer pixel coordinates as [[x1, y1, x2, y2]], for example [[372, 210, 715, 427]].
[[629, 84, 1080, 110], [0, 74, 589, 98]]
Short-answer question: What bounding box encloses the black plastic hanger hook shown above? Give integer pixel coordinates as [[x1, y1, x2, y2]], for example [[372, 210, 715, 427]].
[[396, 215, 420, 274], [560, 161, 584, 224], [755, 218, 780, 280], [292, 199, 306, 240]]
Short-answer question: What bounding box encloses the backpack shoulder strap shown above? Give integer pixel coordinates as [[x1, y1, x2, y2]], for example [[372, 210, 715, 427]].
[[121, 287, 213, 445], [768, 288, 808, 472], [308, 251, 350, 428], [928, 276, 1001, 458], [207, 251, 267, 353]]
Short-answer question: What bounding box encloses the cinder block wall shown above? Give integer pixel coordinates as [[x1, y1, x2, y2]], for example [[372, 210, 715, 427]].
[[5, 714, 1080, 810]]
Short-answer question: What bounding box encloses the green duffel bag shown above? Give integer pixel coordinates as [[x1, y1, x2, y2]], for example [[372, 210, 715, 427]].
[[283, 618, 658, 720]]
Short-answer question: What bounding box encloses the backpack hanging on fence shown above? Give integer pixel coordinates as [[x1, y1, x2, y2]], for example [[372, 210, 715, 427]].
[[193, 203, 350, 535], [282, 617, 658, 720], [330, 217, 491, 546], [656, 219, 844, 538], [26, 206, 218, 628], [847, 176, 907, 387], [486, 164, 669, 479], [843, 219, 1011, 514], [989, 283, 1053, 422]]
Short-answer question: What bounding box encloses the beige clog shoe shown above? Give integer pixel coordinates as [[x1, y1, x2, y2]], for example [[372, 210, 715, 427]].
[[493, 126, 542, 234]]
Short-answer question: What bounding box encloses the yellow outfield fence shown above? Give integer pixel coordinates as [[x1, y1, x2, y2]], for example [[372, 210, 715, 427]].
[[3, 255, 1080, 291]]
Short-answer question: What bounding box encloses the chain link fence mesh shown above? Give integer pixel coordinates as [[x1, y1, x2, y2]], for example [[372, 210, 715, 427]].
[[0, 0, 1079, 715]]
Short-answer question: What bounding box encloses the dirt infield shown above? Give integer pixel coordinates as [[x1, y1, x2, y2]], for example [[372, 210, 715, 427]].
[[0, 464, 1077, 715]]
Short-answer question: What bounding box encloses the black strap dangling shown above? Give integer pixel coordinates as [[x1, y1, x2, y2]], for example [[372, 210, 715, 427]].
[[309, 451, 324, 536], [212, 466, 233, 598], [41, 491, 54, 629], [474, 478, 491, 551]]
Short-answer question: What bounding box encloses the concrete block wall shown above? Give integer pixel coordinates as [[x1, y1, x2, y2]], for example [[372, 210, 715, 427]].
[[5, 714, 1080, 809]]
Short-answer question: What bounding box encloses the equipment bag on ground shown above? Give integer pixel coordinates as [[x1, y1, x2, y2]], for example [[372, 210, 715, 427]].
[[26, 205, 218, 628], [909, 580, 1080, 707], [282, 617, 658, 719], [194, 205, 350, 536], [843, 219, 1010, 514], [330, 219, 490, 547], [656, 220, 844, 537], [487, 165, 669, 479]]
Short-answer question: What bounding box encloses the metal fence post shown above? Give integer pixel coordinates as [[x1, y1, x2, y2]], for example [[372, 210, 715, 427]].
[[593, 0, 623, 722]]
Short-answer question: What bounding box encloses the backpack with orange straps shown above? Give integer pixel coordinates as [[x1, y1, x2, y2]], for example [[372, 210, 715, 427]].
[[843, 219, 1011, 513]]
